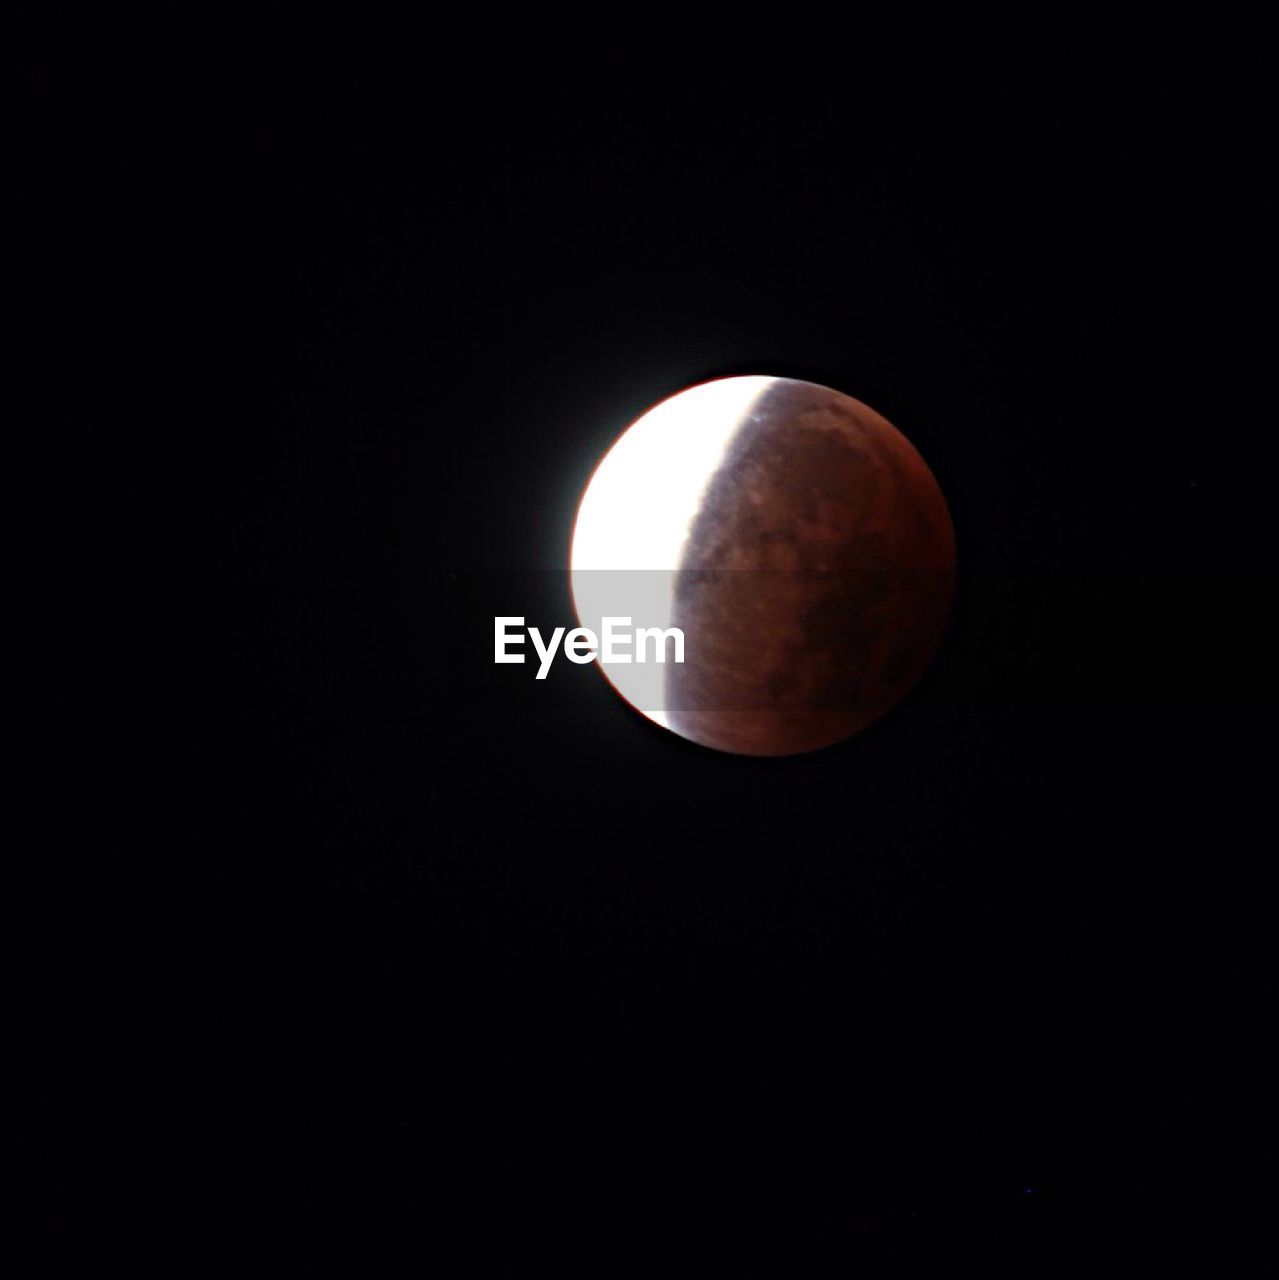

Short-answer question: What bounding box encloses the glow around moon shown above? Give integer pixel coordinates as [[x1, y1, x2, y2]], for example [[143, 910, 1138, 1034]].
[[570, 376, 955, 755]]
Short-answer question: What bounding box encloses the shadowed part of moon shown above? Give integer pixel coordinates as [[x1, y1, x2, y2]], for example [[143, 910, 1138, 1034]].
[[665, 379, 955, 756]]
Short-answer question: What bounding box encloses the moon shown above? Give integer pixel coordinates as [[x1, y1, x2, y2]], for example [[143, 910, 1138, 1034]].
[[571, 376, 955, 756]]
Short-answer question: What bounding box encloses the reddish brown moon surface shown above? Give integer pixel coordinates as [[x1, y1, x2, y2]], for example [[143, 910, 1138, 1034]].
[[571, 376, 955, 756]]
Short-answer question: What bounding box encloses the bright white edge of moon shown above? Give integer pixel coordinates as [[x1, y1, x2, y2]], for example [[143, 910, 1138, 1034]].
[[570, 376, 776, 730]]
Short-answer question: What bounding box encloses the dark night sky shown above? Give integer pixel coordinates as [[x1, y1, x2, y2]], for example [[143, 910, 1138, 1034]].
[[13, 15, 1277, 1273]]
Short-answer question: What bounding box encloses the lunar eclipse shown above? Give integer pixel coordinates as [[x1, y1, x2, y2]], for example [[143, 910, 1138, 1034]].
[[571, 376, 956, 756]]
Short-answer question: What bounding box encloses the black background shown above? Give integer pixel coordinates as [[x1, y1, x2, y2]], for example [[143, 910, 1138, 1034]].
[[13, 15, 1276, 1274]]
